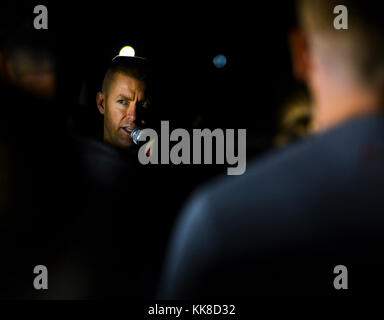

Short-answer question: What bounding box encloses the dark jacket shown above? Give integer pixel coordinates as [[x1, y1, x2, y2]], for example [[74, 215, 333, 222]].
[[159, 113, 384, 299]]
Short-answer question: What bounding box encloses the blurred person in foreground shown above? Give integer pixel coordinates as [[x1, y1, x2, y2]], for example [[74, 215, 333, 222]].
[[159, 0, 384, 299], [0, 16, 85, 298]]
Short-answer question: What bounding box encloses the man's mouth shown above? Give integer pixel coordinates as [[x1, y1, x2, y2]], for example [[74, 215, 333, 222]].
[[121, 126, 135, 136]]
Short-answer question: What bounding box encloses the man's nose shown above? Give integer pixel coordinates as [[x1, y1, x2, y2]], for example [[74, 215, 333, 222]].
[[126, 102, 137, 121]]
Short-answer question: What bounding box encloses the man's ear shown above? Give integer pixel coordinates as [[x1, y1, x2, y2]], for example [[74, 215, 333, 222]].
[[96, 91, 106, 115], [289, 28, 310, 82]]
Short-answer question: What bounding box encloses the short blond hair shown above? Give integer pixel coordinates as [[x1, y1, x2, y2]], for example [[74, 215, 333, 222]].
[[297, 0, 384, 87]]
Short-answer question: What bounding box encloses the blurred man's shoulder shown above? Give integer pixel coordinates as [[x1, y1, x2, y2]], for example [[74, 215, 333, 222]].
[[191, 114, 384, 218]]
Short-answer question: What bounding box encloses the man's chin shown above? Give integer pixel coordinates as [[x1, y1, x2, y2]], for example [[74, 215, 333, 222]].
[[116, 136, 137, 150], [104, 136, 134, 151], [104, 131, 136, 150]]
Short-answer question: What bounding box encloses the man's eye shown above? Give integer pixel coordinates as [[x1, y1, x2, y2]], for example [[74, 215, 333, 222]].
[[117, 99, 126, 104]]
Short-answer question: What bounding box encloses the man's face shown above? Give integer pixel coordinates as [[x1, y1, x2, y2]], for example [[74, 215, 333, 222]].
[[97, 72, 149, 149]]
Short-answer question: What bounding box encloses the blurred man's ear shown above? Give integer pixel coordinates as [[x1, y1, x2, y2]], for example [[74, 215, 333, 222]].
[[290, 28, 310, 82], [96, 91, 105, 115]]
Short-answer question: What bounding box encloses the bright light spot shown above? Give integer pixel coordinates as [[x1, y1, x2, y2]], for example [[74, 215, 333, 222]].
[[119, 46, 135, 57], [213, 54, 227, 68]]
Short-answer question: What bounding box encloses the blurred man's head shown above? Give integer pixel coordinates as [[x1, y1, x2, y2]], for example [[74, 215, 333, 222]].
[[0, 17, 56, 101], [96, 56, 152, 150], [292, 0, 384, 131]]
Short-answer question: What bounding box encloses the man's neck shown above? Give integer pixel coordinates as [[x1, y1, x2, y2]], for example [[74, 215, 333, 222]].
[[313, 87, 383, 132]]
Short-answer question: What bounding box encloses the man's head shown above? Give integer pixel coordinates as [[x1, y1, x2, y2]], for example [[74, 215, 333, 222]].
[[96, 56, 152, 149], [292, 0, 384, 130]]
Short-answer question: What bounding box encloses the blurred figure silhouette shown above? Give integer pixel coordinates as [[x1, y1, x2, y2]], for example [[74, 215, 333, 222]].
[[159, 0, 384, 299], [0, 19, 56, 101], [0, 6, 87, 299], [274, 90, 312, 147]]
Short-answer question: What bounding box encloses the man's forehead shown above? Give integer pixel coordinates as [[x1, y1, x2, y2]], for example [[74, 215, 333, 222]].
[[109, 72, 146, 95]]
